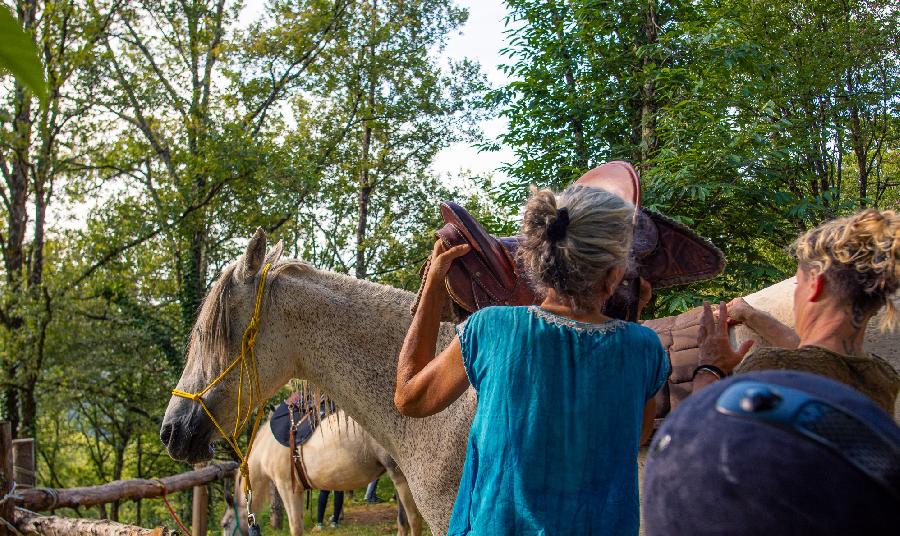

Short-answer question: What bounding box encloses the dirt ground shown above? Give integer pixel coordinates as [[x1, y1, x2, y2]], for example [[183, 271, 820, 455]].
[[340, 502, 397, 525], [243, 486, 434, 536]]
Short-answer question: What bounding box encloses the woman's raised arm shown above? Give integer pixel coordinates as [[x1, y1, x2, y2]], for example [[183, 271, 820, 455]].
[[395, 241, 471, 418]]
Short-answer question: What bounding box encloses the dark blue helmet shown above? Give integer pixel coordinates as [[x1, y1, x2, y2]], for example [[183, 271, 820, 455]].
[[643, 370, 900, 536]]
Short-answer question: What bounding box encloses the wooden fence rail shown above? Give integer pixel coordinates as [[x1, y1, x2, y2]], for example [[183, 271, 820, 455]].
[[13, 509, 170, 536], [0, 422, 234, 535], [13, 461, 238, 512]]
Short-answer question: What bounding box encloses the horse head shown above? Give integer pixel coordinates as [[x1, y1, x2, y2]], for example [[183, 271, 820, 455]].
[[221, 473, 253, 536], [220, 490, 244, 536], [160, 228, 294, 462]]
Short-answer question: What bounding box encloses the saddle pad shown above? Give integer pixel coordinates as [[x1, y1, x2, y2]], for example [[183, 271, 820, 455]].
[[269, 395, 336, 449], [270, 400, 315, 448], [643, 306, 706, 419]]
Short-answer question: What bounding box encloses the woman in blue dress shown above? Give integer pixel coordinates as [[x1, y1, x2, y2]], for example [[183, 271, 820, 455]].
[[394, 184, 670, 536]]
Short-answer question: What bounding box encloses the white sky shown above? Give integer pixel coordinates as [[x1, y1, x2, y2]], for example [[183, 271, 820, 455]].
[[430, 0, 514, 184]]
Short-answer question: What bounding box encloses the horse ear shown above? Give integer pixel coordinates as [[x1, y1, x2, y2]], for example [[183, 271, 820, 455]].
[[240, 228, 267, 281], [264, 240, 284, 267]]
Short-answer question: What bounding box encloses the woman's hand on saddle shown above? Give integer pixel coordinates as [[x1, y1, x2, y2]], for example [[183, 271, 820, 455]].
[[425, 240, 470, 290], [698, 301, 754, 375]]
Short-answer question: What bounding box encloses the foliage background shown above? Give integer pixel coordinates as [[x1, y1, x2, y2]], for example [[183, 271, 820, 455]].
[[0, 0, 896, 531]]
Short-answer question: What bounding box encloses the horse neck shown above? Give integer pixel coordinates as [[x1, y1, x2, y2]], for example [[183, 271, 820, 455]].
[[267, 266, 462, 457]]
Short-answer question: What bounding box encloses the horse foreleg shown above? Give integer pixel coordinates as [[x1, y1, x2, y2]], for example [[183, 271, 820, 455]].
[[384, 463, 423, 536], [396, 493, 410, 536], [273, 479, 307, 536]]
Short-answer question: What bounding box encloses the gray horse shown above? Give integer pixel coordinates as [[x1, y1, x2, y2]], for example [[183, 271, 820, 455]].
[[162, 230, 899, 535]]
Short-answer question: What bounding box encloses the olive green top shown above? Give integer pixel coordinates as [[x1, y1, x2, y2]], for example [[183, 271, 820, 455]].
[[736, 345, 899, 415]]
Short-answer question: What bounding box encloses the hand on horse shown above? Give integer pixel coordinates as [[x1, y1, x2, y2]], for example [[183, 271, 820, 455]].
[[724, 297, 756, 325], [425, 239, 470, 290], [698, 301, 754, 376]]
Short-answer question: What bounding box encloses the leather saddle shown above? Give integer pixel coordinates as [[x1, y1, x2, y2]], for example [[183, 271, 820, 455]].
[[269, 392, 334, 449], [416, 161, 725, 323], [271, 392, 336, 491], [412, 161, 725, 420], [642, 306, 706, 422]]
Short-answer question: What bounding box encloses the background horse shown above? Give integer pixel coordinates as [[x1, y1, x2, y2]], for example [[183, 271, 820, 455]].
[[221, 407, 422, 536], [162, 230, 898, 535]]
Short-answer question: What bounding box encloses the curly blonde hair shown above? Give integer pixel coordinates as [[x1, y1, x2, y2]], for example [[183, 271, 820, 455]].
[[793, 209, 899, 331], [517, 185, 633, 313]]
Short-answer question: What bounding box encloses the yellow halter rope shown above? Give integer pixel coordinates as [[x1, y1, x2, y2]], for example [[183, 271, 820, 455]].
[[172, 262, 272, 507]]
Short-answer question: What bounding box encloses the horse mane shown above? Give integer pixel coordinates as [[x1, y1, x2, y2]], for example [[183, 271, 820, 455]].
[[310, 267, 417, 309], [190, 257, 414, 377]]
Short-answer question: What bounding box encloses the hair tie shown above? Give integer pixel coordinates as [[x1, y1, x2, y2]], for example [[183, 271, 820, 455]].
[[547, 208, 570, 242]]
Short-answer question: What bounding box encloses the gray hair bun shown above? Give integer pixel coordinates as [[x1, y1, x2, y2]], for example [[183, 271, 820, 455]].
[[517, 185, 634, 313]]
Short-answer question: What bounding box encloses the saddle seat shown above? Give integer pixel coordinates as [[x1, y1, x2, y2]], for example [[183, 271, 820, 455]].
[[428, 161, 724, 322]]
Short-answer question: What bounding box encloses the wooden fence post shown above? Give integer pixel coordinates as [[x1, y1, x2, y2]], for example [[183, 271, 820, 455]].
[[0, 422, 13, 536], [12, 439, 35, 488], [191, 463, 208, 536]]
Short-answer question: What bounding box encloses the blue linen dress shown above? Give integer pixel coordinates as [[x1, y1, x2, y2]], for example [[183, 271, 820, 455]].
[[447, 305, 670, 536]]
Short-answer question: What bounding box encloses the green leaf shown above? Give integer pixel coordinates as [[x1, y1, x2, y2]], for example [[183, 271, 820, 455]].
[[0, 6, 47, 106]]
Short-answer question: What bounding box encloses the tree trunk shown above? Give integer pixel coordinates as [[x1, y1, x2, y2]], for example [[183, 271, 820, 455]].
[[355, 123, 373, 279], [1, 422, 13, 533], [180, 223, 208, 328], [835, 109, 844, 206], [20, 287, 50, 439], [550, 2, 588, 172], [639, 0, 658, 169], [109, 431, 131, 522], [1, 0, 38, 438], [846, 73, 868, 208], [19, 386, 37, 441], [355, 0, 378, 280], [3, 378, 19, 440], [135, 435, 143, 527], [180, 4, 213, 329]]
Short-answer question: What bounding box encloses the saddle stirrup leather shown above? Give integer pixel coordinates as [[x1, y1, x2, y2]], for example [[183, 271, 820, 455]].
[[290, 421, 315, 491]]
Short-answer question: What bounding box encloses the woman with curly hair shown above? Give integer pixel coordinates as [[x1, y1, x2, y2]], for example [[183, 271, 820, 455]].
[[393, 184, 670, 535], [696, 209, 899, 413]]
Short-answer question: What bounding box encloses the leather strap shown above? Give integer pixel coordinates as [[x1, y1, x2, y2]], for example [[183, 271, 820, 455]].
[[289, 412, 316, 492]]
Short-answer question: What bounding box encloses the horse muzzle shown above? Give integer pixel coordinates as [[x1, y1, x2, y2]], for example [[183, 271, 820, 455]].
[[160, 398, 216, 463]]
